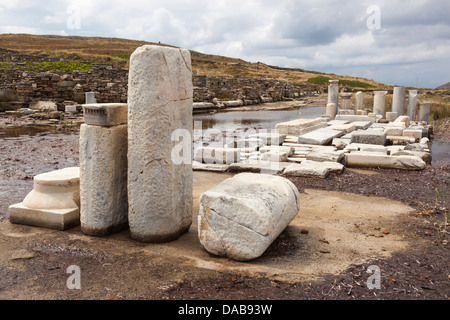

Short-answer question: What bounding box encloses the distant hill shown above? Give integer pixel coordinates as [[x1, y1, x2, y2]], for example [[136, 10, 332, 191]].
[[436, 82, 450, 90], [0, 33, 388, 89]]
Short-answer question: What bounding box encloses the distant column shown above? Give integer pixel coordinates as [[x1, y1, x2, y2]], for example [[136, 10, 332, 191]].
[[407, 90, 418, 121], [326, 103, 337, 120], [127, 45, 193, 242], [339, 92, 353, 110], [418, 102, 431, 123], [373, 91, 387, 118], [392, 86, 406, 116], [355, 91, 364, 111], [327, 80, 339, 107]]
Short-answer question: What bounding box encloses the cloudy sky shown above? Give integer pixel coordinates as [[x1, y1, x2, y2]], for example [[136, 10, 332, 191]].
[[1, 0, 449, 88]]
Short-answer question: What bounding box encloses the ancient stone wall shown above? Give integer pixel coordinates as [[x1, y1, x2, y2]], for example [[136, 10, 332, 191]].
[[0, 49, 321, 108]]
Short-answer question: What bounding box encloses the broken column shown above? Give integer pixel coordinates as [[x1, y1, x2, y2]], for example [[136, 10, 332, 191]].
[[392, 86, 406, 116], [127, 45, 193, 242], [418, 102, 431, 123], [198, 173, 300, 261], [9, 167, 80, 230], [79, 103, 128, 236], [327, 80, 339, 107], [339, 92, 353, 110], [407, 90, 418, 121], [355, 91, 364, 111], [373, 91, 387, 118], [326, 103, 337, 120]]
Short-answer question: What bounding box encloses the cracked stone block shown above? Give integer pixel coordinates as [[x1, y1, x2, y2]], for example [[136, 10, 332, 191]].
[[198, 173, 300, 261]]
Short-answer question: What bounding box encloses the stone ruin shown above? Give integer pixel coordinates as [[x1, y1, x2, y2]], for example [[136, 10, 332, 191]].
[[7, 50, 434, 262], [192, 80, 433, 178], [8, 45, 301, 261]]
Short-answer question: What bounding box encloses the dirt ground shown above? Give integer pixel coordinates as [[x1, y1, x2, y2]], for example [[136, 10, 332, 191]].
[[0, 118, 448, 301]]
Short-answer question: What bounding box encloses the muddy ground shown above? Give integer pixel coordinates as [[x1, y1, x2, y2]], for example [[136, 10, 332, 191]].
[[0, 115, 448, 301]]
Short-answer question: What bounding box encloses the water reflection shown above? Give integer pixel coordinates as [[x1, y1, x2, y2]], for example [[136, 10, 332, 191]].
[[193, 106, 326, 131]]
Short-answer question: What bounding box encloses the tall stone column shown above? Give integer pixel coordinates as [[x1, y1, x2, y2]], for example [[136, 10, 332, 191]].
[[373, 91, 387, 118], [355, 91, 364, 111], [418, 102, 431, 123], [392, 86, 406, 116], [327, 80, 339, 107], [407, 90, 418, 121], [127, 45, 193, 242], [80, 103, 128, 236]]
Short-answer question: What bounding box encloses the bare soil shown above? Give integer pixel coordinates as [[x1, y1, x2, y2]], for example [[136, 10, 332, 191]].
[[0, 121, 448, 301]]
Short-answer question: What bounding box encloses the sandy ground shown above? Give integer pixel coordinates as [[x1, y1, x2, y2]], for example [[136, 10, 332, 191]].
[[0, 170, 425, 299]]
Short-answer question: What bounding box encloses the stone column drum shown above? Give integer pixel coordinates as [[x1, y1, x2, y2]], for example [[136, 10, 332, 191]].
[[418, 102, 431, 123], [339, 92, 353, 110], [127, 45, 193, 242], [326, 103, 337, 120], [80, 103, 128, 236], [407, 90, 418, 121], [355, 91, 364, 111], [392, 86, 406, 116], [327, 80, 339, 107], [373, 91, 387, 118]]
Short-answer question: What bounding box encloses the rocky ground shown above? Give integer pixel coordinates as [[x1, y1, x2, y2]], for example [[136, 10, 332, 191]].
[[0, 113, 448, 302]]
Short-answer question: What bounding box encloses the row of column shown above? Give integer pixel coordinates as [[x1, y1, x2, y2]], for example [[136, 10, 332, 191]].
[[326, 80, 430, 122], [79, 45, 193, 242]]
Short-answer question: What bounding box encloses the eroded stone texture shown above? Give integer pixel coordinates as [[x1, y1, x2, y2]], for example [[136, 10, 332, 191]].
[[198, 173, 300, 261], [127, 45, 193, 242]]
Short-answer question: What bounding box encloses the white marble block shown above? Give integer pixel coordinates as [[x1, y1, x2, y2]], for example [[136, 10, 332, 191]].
[[79, 123, 128, 236], [127, 45, 193, 242], [198, 173, 300, 261], [9, 167, 80, 230]]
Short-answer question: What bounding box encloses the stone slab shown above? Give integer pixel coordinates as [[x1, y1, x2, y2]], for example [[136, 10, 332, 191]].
[[297, 128, 344, 145], [345, 153, 426, 170], [83, 103, 128, 127], [283, 160, 344, 178], [350, 130, 386, 145]]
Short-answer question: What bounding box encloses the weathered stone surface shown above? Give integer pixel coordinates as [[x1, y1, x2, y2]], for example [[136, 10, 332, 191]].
[[226, 138, 265, 149], [127, 45, 193, 242], [79, 124, 128, 236], [29, 101, 57, 112], [227, 160, 291, 174], [327, 123, 356, 133], [297, 128, 344, 145], [407, 90, 418, 121], [385, 112, 398, 122], [198, 173, 300, 261], [355, 91, 364, 110], [394, 115, 410, 128], [387, 135, 416, 145], [259, 145, 294, 156], [275, 118, 326, 136], [306, 149, 345, 162], [326, 103, 337, 120], [261, 152, 289, 162], [284, 160, 344, 178], [248, 132, 286, 145], [9, 167, 80, 230], [83, 103, 128, 127], [192, 161, 229, 172], [351, 130, 386, 145], [194, 147, 240, 164], [418, 103, 431, 123], [344, 143, 388, 154], [351, 121, 372, 130], [403, 129, 422, 141], [334, 114, 376, 123], [345, 153, 426, 170], [392, 86, 406, 116]]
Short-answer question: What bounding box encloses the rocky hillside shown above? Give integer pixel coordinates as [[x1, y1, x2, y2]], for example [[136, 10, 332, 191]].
[[0, 34, 386, 89], [436, 82, 450, 90]]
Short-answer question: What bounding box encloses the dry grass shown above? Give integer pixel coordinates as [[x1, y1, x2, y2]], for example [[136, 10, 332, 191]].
[[1, 34, 386, 88]]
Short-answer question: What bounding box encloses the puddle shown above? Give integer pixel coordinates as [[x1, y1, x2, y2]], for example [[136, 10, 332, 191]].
[[0, 125, 79, 139], [431, 140, 450, 167]]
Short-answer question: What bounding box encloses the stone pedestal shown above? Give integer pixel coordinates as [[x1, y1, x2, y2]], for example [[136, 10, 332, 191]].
[[339, 92, 353, 110], [418, 103, 431, 123], [392, 86, 406, 116], [327, 80, 339, 107], [85, 92, 96, 104], [127, 45, 193, 242], [373, 91, 387, 118], [326, 103, 337, 120], [407, 90, 418, 121], [79, 103, 128, 236], [355, 91, 364, 111], [9, 167, 80, 230]]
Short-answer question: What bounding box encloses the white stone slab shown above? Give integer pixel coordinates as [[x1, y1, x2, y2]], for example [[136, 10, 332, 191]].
[[283, 160, 344, 178], [297, 128, 344, 145], [345, 153, 426, 170]]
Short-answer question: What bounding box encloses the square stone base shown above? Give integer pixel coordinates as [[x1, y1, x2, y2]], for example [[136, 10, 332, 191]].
[[8, 203, 80, 231]]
